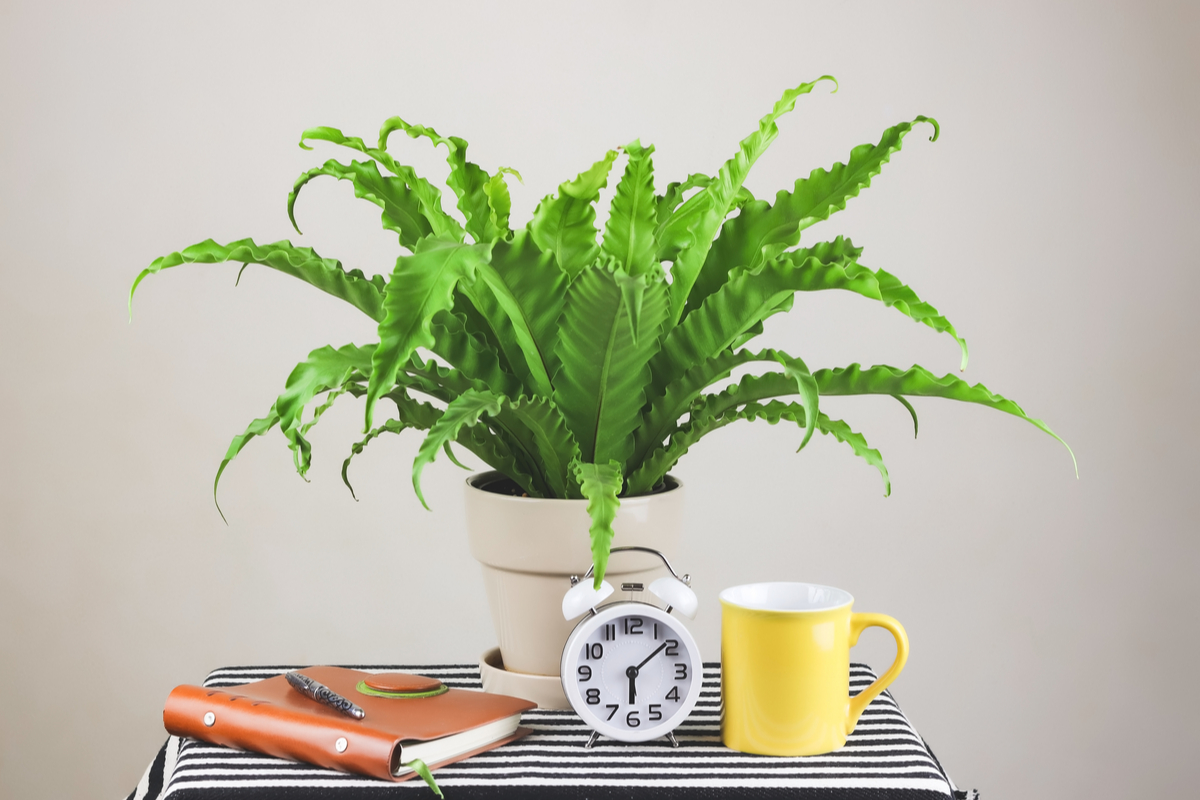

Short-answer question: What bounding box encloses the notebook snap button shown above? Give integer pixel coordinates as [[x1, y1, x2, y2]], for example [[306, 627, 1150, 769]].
[[335, 737, 348, 753], [203, 712, 215, 727]]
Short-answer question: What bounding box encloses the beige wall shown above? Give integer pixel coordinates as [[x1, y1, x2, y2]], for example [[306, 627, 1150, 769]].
[[2, 1, 1197, 797]]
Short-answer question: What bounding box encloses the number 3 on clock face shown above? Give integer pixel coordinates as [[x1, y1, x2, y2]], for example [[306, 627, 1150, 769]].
[[560, 602, 702, 742]]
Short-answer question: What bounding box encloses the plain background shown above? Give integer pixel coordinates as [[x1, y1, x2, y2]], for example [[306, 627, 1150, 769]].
[[2, 1, 1197, 797]]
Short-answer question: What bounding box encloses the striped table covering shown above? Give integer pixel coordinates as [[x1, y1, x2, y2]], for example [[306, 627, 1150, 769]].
[[128, 663, 977, 800]]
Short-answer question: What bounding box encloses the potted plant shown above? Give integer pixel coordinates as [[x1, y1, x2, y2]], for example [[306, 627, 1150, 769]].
[[130, 76, 1072, 692]]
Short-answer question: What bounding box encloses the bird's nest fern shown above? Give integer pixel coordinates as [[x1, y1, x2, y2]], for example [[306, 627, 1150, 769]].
[[131, 76, 1074, 586]]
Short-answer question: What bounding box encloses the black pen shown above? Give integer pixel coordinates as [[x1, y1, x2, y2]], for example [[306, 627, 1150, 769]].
[[285, 671, 366, 720]]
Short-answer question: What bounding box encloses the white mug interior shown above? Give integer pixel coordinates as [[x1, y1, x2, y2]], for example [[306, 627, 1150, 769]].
[[719, 582, 853, 612]]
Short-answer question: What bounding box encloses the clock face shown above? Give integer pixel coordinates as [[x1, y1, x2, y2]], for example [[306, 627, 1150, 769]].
[[561, 602, 702, 742]]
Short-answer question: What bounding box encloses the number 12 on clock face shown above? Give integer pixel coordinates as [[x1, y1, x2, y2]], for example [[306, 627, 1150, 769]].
[[561, 603, 702, 743]]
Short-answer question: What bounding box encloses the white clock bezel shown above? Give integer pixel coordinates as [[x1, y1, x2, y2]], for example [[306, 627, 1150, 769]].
[[560, 600, 703, 743]]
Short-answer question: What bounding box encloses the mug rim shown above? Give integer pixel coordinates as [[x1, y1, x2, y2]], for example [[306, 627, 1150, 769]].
[[719, 581, 854, 613]]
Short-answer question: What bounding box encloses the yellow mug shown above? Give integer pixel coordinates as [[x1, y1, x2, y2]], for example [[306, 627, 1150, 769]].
[[719, 582, 909, 756]]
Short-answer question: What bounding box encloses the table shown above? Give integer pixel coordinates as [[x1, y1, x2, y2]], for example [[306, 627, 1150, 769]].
[[127, 662, 977, 800]]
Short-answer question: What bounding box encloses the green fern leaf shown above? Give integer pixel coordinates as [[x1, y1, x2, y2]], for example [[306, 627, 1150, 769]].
[[366, 237, 493, 431], [342, 419, 411, 500], [460, 258, 557, 397], [499, 396, 582, 499], [626, 405, 734, 490], [341, 391, 488, 494], [655, 177, 756, 242], [442, 442, 471, 470], [277, 343, 375, 476], [486, 231, 567, 383], [528, 150, 619, 278], [658, 76, 837, 322], [573, 460, 623, 588], [341, 388, 443, 499], [299, 383, 351, 437], [733, 187, 758, 209], [652, 363, 1073, 473], [458, 423, 542, 497], [383, 386, 446, 430], [727, 241, 968, 368], [214, 344, 375, 515], [602, 140, 659, 277], [553, 266, 669, 465], [815, 364, 1074, 470], [289, 160, 432, 250], [651, 239, 859, 391], [631, 347, 818, 485], [412, 390, 578, 506], [628, 400, 888, 496], [381, 362, 552, 496], [739, 401, 890, 495], [412, 390, 505, 508], [701, 237, 968, 368], [402, 370, 564, 498], [655, 173, 711, 231], [395, 353, 482, 403], [869, 265, 969, 370], [428, 310, 524, 399], [810, 413, 890, 496], [449, 234, 564, 389], [288, 159, 432, 250], [130, 238, 386, 322], [628, 349, 818, 494], [378, 117, 510, 243], [212, 412, 280, 523], [449, 289, 509, 367], [893, 395, 919, 437], [790, 115, 939, 229], [300, 125, 464, 241], [484, 168, 520, 240], [339, 384, 542, 499], [213, 346, 376, 519], [684, 116, 938, 317], [392, 360, 565, 495]]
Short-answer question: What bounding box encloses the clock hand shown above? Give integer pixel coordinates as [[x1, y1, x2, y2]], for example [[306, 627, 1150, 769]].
[[635, 641, 669, 671], [624, 642, 670, 707]]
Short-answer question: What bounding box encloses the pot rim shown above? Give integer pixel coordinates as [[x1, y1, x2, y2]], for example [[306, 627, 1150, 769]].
[[465, 470, 682, 504]]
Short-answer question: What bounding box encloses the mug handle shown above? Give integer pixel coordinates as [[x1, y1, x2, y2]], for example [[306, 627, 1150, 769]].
[[846, 613, 910, 734]]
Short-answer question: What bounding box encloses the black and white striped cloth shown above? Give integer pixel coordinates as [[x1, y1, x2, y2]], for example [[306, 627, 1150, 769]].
[[127, 663, 977, 800]]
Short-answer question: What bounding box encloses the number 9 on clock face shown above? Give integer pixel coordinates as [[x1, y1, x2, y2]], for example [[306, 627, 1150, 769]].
[[560, 602, 702, 742]]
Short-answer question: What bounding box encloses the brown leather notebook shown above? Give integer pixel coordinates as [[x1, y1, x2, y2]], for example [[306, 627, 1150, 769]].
[[163, 666, 536, 782]]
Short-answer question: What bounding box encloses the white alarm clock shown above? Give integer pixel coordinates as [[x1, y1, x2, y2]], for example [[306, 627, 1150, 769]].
[[559, 546, 702, 747]]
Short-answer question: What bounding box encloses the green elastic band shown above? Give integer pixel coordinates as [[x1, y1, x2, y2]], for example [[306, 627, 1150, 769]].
[[403, 757, 443, 798], [356, 680, 449, 699]]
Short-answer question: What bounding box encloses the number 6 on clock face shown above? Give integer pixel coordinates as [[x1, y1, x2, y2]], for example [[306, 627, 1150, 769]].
[[560, 602, 703, 743]]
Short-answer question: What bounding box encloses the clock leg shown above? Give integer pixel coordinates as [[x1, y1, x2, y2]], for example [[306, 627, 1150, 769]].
[[665, 731, 679, 748], [584, 730, 601, 749]]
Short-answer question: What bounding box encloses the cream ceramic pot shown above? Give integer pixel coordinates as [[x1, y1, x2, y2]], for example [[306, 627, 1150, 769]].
[[464, 470, 684, 677]]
